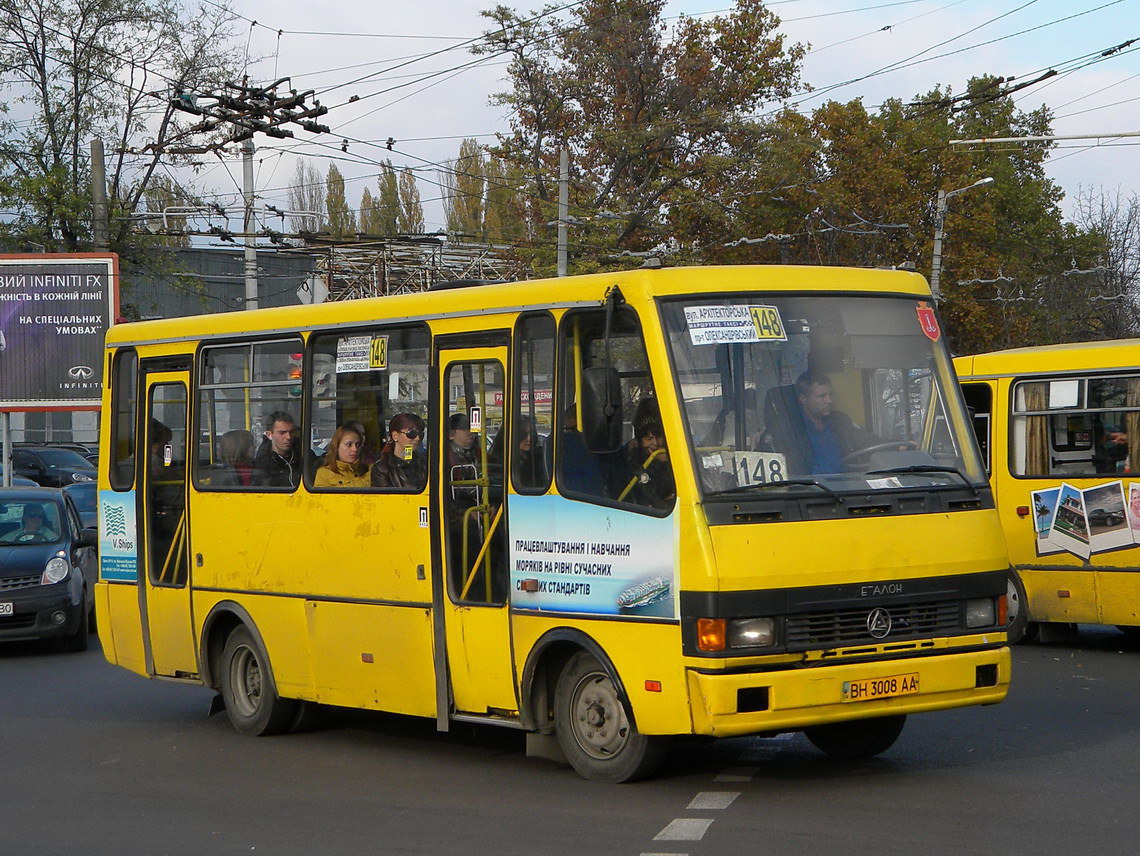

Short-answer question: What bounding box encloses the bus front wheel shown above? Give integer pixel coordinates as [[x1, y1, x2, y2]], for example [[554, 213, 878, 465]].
[[553, 651, 664, 782], [220, 626, 297, 736], [804, 714, 906, 759]]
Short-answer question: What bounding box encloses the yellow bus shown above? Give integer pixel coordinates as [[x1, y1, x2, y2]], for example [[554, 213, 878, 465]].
[[96, 265, 1010, 781], [956, 341, 1140, 643]]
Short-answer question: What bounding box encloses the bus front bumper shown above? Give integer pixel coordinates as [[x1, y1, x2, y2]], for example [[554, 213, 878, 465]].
[[686, 645, 1010, 738]]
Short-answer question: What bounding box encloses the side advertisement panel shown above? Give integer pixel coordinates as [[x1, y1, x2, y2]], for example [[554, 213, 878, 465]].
[[99, 490, 138, 582], [509, 494, 677, 618]]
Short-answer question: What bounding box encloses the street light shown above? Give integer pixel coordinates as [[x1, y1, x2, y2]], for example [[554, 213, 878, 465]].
[[930, 176, 994, 303]]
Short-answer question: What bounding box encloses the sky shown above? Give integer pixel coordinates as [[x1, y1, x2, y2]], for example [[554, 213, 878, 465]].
[[210, 0, 1140, 233]]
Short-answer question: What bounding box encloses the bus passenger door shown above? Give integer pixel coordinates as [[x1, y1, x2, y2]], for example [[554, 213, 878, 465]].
[[436, 348, 518, 716], [140, 371, 197, 677]]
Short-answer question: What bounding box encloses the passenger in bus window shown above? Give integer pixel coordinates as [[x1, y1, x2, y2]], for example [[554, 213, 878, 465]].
[[556, 405, 608, 496], [345, 419, 379, 468], [447, 413, 478, 468], [253, 410, 302, 487], [313, 424, 371, 488], [215, 429, 256, 487], [511, 417, 547, 489], [371, 413, 427, 489], [1093, 418, 1129, 473], [615, 398, 675, 508]]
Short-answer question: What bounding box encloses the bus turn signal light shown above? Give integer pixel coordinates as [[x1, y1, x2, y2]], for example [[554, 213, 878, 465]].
[[997, 594, 1008, 626], [697, 618, 726, 652], [644, 680, 662, 693]]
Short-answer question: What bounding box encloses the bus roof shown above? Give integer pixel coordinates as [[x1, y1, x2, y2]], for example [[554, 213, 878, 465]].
[[954, 338, 1140, 379], [107, 264, 930, 347]]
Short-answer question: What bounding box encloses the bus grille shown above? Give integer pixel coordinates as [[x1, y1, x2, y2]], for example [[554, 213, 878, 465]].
[[0, 574, 41, 592], [785, 599, 961, 649]]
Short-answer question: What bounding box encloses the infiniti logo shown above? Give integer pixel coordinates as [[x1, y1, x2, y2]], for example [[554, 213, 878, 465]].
[[867, 607, 892, 639], [68, 365, 94, 380]]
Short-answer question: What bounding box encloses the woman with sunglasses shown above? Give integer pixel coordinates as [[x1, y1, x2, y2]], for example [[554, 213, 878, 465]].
[[371, 412, 427, 489]]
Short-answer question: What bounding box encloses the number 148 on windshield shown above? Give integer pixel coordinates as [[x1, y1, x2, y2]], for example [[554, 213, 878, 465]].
[[733, 452, 786, 485]]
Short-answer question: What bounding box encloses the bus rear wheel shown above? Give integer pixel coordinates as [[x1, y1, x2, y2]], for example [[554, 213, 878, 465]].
[[220, 626, 297, 736], [553, 651, 664, 782], [804, 714, 906, 759]]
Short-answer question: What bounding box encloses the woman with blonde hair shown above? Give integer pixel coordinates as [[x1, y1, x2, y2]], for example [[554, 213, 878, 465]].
[[314, 424, 371, 488]]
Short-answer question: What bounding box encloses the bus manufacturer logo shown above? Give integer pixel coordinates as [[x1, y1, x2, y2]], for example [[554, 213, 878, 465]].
[[867, 608, 892, 638]]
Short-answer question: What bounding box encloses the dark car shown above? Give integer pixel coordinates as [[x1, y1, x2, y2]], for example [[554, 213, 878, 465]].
[[0, 488, 97, 651], [10, 447, 97, 488], [0, 472, 40, 487], [1088, 507, 1125, 527], [62, 482, 97, 530]]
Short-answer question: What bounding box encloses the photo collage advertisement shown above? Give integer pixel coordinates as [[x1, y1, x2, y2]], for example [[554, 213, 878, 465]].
[[1030, 480, 1140, 559]]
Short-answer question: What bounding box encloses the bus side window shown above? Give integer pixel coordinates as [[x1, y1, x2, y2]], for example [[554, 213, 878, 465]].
[[307, 325, 431, 492], [512, 313, 554, 494], [556, 308, 675, 514], [195, 339, 305, 491], [109, 348, 138, 490], [961, 382, 992, 473], [1011, 376, 1140, 476]]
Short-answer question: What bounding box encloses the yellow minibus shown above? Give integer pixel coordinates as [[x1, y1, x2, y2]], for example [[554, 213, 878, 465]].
[[96, 265, 1009, 781], [956, 341, 1140, 642]]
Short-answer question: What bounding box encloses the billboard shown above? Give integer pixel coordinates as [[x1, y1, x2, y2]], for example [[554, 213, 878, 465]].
[[0, 254, 118, 409]]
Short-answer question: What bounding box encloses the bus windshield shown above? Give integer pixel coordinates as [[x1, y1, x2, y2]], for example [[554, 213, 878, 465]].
[[661, 294, 986, 497]]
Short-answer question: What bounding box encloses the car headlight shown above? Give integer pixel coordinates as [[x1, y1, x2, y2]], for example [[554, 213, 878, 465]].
[[71, 472, 94, 483], [965, 597, 997, 628], [728, 617, 776, 648], [42, 556, 70, 585]]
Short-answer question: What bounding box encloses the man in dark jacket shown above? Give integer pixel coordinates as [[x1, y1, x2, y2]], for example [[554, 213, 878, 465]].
[[253, 410, 302, 487], [773, 372, 881, 476]]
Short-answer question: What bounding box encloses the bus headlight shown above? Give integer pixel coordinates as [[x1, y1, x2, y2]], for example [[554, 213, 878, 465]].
[[728, 617, 776, 648], [42, 557, 70, 585], [965, 597, 997, 628]]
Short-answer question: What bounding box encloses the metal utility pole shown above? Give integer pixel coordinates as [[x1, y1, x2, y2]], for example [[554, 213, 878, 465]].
[[243, 138, 258, 309], [557, 147, 568, 277], [90, 139, 110, 249], [930, 177, 994, 303]]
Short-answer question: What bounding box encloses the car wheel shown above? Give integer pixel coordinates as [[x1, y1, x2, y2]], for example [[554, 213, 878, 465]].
[[219, 626, 297, 736], [1006, 569, 1038, 644], [553, 651, 665, 782], [62, 600, 89, 652], [804, 714, 906, 759]]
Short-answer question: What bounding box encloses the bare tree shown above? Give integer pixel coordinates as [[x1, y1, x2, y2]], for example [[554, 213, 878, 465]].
[[1066, 186, 1140, 340], [287, 160, 326, 233]]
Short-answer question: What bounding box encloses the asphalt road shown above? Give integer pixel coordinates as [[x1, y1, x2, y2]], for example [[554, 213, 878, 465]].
[[2, 627, 1138, 856]]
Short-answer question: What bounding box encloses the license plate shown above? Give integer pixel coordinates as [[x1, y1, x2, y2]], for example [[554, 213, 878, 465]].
[[0, 602, 12, 616], [842, 672, 919, 702]]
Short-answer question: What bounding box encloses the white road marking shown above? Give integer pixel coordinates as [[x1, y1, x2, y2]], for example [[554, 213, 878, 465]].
[[715, 766, 758, 782], [687, 791, 740, 810], [653, 819, 715, 841]]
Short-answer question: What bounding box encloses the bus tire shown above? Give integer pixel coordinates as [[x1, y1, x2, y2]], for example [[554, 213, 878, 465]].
[[219, 626, 297, 736], [804, 714, 906, 759], [553, 651, 664, 783], [1007, 569, 1037, 644]]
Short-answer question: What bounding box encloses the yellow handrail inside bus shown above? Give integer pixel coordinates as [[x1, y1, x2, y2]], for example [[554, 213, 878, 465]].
[[617, 447, 666, 502], [461, 503, 504, 601]]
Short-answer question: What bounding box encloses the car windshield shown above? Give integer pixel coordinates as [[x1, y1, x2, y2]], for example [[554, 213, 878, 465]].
[[0, 499, 64, 545], [661, 294, 986, 498], [35, 449, 94, 470]]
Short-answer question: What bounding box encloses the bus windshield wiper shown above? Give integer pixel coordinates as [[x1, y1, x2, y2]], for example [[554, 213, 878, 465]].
[[866, 465, 979, 495], [714, 478, 844, 503]]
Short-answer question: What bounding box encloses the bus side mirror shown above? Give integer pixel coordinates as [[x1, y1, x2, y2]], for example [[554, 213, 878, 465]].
[[580, 366, 623, 453]]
